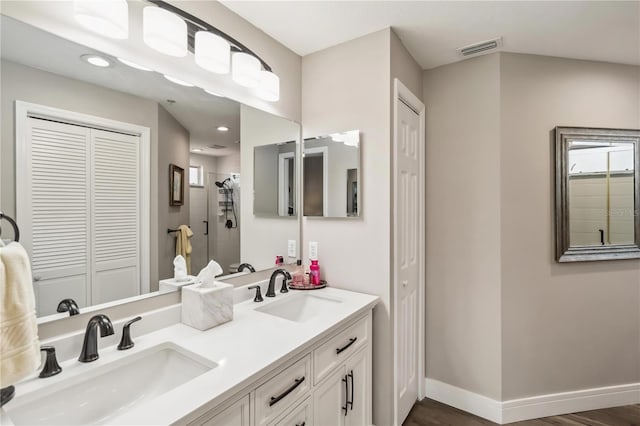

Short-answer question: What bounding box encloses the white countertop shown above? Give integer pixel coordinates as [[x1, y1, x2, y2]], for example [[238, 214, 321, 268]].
[[2, 287, 379, 426]]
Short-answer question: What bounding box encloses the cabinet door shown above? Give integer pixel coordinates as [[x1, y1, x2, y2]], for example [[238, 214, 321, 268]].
[[313, 367, 346, 426], [345, 347, 370, 426], [198, 395, 250, 426]]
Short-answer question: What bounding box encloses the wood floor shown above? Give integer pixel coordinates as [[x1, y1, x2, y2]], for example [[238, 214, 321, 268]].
[[404, 398, 640, 426]]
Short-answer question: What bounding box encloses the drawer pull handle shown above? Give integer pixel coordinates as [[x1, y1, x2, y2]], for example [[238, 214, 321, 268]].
[[348, 370, 354, 410], [269, 377, 305, 407], [296, 423, 306, 426], [342, 374, 349, 416], [336, 337, 357, 355]]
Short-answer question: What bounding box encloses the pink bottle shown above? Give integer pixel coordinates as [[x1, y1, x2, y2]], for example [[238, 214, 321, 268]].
[[310, 260, 321, 285]]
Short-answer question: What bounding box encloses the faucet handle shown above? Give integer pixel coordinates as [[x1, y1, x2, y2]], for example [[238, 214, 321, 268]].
[[248, 285, 263, 302], [56, 298, 80, 316], [39, 346, 62, 378], [280, 271, 292, 293], [118, 316, 142, 350]]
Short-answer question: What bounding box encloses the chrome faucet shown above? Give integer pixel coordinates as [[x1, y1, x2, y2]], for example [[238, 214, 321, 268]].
[[78, 314, 114, 362], [267, 269, 292, 297]]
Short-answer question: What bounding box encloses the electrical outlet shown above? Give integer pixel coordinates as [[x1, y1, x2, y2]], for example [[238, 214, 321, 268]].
[[309, 241, 318, 260], [287, 240, 297, 258]]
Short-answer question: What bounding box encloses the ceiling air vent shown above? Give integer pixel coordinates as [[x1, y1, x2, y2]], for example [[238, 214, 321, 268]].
[[457, 37, 503, 58], [208, 144, 226, 150]]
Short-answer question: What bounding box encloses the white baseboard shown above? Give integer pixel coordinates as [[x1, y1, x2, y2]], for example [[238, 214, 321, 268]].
[[501, 382, 640, 424], [424, 378, 640, 425], [424, 379, 503, 423]]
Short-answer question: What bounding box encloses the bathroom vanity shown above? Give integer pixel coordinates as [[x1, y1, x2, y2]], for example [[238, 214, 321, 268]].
[[0, 287, 378, 426]]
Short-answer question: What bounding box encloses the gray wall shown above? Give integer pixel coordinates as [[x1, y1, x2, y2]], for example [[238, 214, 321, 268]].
[[158, 105, 191, 281], [423, 52, 640, 402], [423, 54, 503, 400], [240, 105, 299, 271], [302, 27, 423, 425], [500, 53, 640, 399]]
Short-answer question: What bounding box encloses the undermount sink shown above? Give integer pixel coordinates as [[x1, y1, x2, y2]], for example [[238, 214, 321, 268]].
[[5, 343, 216, 425], [256, 292, 342, 322]]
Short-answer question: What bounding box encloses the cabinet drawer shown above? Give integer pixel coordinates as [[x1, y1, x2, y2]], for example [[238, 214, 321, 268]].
[[314, 315, 369, 384], [256, 354, 311, 426], [270, 397, 312, 426]]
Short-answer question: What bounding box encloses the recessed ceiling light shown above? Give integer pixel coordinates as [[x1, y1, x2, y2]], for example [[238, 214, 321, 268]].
[[191, 148, 203, 152], [204, 89, 223, 97], [217, 126, 229, 132], [81, 54, 112, 68], [117, 57, 152, 71], [163, 74, 194, 87]]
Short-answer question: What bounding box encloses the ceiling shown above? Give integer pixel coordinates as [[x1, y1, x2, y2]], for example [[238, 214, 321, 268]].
[[221, 1, 640, 70], [1, 15, 240, 156]]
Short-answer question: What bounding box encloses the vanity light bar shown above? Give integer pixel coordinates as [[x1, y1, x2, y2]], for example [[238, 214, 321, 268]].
[[147, 0, 272, 72]]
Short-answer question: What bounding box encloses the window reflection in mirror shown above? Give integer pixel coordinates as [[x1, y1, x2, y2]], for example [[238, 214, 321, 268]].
[[303, 130, 360, 218], [568, 141, 635, 246]]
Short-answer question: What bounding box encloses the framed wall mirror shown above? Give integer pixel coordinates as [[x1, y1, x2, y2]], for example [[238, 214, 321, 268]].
[[303, 130, 361, 218], [1, 16, 300, 320], [555, 126, 640, 262]]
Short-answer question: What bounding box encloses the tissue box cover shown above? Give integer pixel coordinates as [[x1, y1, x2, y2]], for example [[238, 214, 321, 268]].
[[181, 282, 233, 330]]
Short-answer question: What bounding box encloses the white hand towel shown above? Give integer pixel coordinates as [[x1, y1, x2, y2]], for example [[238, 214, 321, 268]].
[[0, 242, 40, 387]]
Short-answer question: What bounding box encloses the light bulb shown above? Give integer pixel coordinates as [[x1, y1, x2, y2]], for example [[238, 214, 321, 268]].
[[256, 70, 280, 102], [195, 31, 230, 74], [74, 0, 128, 39], [231, 52, 261, 88], [143, 7, 187, 57]]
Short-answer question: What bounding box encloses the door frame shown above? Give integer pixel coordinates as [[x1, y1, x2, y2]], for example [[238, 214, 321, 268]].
[[303, 146, 329, 217], [15, 100, 151, 294], [278, 151, 295, 216], [392, 79, 426, 425]]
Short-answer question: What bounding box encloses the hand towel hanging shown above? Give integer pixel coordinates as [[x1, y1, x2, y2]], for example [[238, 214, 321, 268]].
[[0, 242, 40, 387], [175, 224, 194, 274]]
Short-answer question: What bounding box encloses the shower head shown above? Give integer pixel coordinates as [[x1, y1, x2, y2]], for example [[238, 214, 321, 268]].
[[215, 178, 231, 188]]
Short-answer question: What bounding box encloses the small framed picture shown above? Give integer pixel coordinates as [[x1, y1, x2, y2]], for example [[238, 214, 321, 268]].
[[170, 164, 184, 206]]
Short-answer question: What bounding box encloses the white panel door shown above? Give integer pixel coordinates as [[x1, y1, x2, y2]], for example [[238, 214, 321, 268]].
[[394, 98, 422, 424], [21, 118, 91, 315], [91, 129, 141, 304]]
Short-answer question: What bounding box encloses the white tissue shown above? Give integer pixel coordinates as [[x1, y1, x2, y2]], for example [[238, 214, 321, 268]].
[[197, 260, 224, 288], [173, 255, 188, 282]]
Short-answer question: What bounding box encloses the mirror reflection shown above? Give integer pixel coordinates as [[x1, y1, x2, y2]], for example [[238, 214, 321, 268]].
[[303, 130, 360, 218], [0, 16, 300, 317], [253, 141, 297, 217], [568, 141, 635, 246], [555, 126, 640, 262]]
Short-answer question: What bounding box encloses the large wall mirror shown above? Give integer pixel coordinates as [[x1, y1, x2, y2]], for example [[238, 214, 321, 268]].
[[555, 127, 640, 262], [0, 16, 300, 318], [303, 130, 360, 218]]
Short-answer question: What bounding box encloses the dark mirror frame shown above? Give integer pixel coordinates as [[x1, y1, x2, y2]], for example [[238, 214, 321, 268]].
[[555, 126, 640, 262]]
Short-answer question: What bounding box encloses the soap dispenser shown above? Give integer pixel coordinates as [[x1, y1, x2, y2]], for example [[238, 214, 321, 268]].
[[310, 260, 321, 285]]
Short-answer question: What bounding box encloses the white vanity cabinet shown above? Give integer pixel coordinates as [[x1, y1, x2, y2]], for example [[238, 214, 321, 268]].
[[187, 311, 372, 426], [197, 395, 251, 426], [313, 347, 369, 426]]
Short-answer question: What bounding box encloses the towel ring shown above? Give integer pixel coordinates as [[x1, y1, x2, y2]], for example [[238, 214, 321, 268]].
[[0, 212, 19, 242]]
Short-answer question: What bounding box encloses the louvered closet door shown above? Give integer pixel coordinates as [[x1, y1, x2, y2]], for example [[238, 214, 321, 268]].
[[91, 129, 141, 304], [25, 118, 91, 316]]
